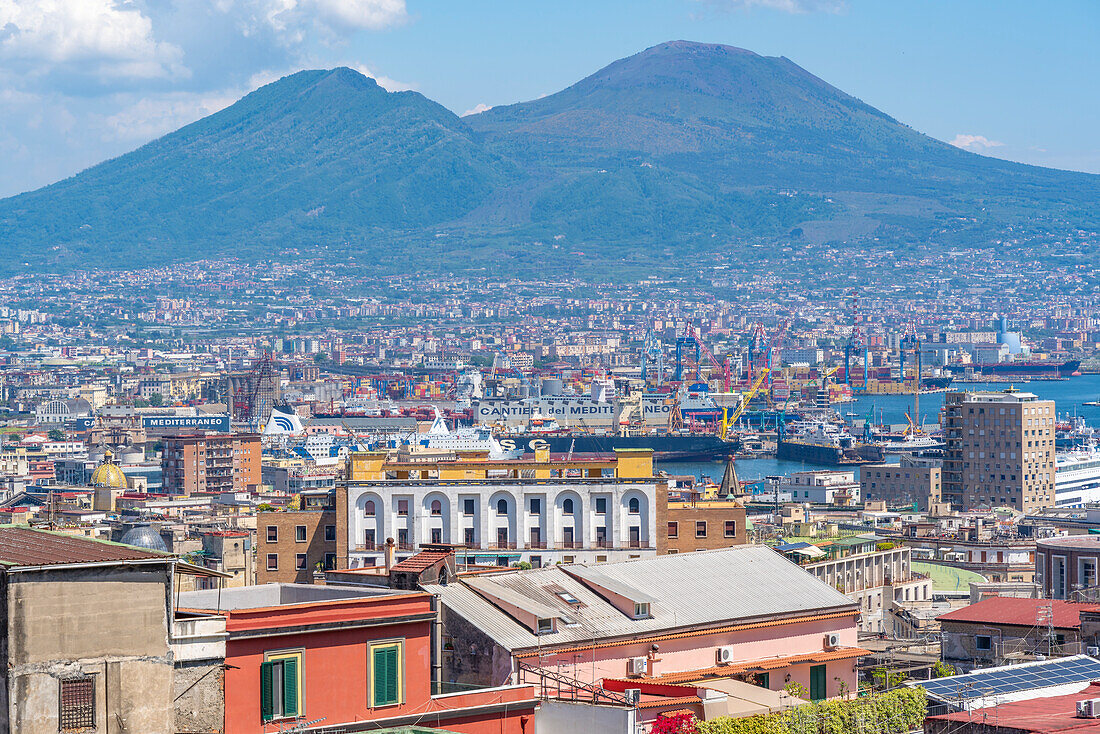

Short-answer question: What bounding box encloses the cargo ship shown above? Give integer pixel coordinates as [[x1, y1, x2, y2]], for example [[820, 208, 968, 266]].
[[947, 360, 1080, 379], [512, 433, 735, 461], [777, 421, 883, 466]]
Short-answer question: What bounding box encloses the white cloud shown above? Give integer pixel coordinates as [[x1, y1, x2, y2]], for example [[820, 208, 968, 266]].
[[950, 134, 1004, 150], [701, 0, 846, 13], [101, 91, 240, 142], [461, 102, 491, 117], [352, 63, 414, 92], [0, 0, 186, 80], [313, 0, 407, 31]]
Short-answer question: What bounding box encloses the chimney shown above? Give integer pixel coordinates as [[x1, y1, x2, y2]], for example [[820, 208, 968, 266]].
[[384, 537, 396, 572]]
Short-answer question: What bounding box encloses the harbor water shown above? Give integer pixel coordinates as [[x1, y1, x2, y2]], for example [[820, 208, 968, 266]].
[[660, 373, 1100, 484]]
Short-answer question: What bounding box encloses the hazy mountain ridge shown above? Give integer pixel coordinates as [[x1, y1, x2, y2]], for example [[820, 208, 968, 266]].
[[0, 41, 1096, 275]]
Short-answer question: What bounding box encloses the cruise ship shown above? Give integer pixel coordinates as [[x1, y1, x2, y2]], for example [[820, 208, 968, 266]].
[[1054, 445, 1100, 508]]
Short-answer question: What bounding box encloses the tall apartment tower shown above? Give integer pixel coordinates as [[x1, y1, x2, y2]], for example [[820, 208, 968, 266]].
[[942, 389, 1056, 511]]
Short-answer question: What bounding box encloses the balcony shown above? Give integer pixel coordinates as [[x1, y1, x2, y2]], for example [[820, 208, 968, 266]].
[[487, 541, 517, 550], [356, 542, 379, 552], [556, 541, 580, 550], [528, 541, 548, 550]]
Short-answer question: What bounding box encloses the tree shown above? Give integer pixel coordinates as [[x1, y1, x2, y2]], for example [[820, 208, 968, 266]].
[[47, 429, 66, 442], [148, 393, 164, 407]]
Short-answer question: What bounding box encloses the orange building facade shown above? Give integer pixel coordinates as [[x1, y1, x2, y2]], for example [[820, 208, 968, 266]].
[[161, 433, 261, 495], [180, 585, 537, 734]]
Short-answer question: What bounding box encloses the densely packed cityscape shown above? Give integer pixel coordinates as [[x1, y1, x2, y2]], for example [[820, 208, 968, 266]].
[[2, 256, 1100, 733]]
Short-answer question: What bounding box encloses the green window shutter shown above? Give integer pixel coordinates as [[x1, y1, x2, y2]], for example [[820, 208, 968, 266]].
[[383, 647, 399, 705], [260, 661, 274, 721], [810, 664, 827, 701], [759, 672, 769, 689], [373, 646, 400, 705], [282, 658, 299, 717]]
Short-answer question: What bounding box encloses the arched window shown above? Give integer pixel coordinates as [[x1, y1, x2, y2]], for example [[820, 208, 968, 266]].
[[628, 497, 640, 514], [430, 499, 442, 516], [497, 498, 508, 516], [563, 498, 574, 514], [365, 500, 376, 517]]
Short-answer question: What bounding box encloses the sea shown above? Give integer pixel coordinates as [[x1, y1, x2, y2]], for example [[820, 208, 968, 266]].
[[657, 372, 1100, 486]]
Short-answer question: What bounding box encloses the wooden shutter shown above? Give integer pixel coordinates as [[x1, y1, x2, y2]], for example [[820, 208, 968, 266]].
[[282, 657, 299, 717], [260, 661, 274, 721], [373, 646, 399, 705]]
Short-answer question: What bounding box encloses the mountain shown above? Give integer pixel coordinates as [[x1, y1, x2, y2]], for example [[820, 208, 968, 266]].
[[0, 42, 1097, 276], [0, 68, 512, 271]]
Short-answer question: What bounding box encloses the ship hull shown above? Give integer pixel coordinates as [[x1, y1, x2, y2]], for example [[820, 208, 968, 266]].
[[517, 434, 735, 461], [777, 439, 883, 465], [948, 360, 1080, 378]]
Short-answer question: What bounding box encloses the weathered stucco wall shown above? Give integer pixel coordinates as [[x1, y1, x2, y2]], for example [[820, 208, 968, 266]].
[[173, 660, 224, 734], [4, 565, 175, 734]]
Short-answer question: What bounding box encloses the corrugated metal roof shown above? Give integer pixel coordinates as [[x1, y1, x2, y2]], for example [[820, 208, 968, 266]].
[[426, 545, 857, 652], [0, 526, 171, 568]]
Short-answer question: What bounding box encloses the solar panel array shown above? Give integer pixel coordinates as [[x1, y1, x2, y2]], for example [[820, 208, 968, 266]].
[[919, 656, 1100, 703]]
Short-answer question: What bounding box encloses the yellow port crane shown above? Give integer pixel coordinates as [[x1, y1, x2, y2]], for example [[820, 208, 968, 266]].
[[720, 367, 770, 440]]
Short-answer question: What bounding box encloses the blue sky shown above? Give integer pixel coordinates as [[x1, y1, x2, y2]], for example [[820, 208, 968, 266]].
[[0, 0, 1097, 197]]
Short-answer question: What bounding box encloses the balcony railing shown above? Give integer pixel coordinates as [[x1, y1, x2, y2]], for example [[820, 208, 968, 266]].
[[528, 541, 548, 549], [487, 541, 517, 550]]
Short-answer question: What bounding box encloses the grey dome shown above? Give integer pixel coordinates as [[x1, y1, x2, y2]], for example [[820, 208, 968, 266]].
[[119, 525, 168, 552], [119, 448, 145, 465]]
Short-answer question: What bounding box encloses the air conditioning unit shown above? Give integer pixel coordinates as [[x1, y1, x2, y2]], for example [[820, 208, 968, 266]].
[[624, 688, 641, 705], [1076, 698, 1100, 718], [1088, 646, 1099, 657], [825, 633, 841, 650], [627, 657, 648, 677], [716, 646, 735, 665]]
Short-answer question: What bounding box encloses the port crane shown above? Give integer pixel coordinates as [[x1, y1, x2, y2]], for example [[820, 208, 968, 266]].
[[719, 368, 770, 440]]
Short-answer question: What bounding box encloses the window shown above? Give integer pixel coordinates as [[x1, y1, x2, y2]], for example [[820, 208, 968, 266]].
[[295, 525, 307, 542], [364, 529, 376, 549], [397, 499, 409, 516], [295, 553, 307, 570], [324, 525, 336, 542], [365, 500, 376, 517], [595, 497, 607, 514], [633, 602, 650, 618], [463, 498, 475, 516], [430, 527, 442, 544], [530, 498, 541, 514], [628, 498, 640, 514], [667, 521, 678, 539], [696, 521, 707, 538], [975, 635, 992, 651], [267, 525, 278, 542], [260, 653, 301, 721], [757, 672, 770, 689], [267, 554, 278, 571], [563, 498, 574, 514], [497, 498, 508, 515], [537, 617, 554, 634], [557, 591, 581, 605], [725, 521, 737, 538], [59, 676, 95, 731], [397, 528, 409, 547], [463, 528, 475, 546], [370, 642, 403, 707], [809, 664, 826, 701], [324, 553, 336, 570]]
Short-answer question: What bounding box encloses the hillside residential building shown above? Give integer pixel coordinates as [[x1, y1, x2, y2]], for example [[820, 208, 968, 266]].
[[176, 583, 537, 734], [337, 448, 660, 568], [1036, 535, 1100, 600], [657, 497, 748, 554], [161, 432, 261, 495], [860, 458, 942, 510], [937, 597, 1099, 671], [0, 526, 222, 734], [258, 509, 338, 584], [942, 389, 1056, 511], [779, 471, 860, 505], [425, 546, 863, 704]]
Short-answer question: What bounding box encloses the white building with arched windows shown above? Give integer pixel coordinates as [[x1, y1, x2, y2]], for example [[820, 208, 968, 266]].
[[338, 450, 660, 569]]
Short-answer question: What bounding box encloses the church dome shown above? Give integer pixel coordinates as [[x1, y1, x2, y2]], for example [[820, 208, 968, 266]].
[[119, 525, 168, 552], [90, 450, 128, 489]]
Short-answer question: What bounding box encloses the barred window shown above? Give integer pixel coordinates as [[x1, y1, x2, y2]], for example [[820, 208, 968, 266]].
[[59, 676, 95, 731]]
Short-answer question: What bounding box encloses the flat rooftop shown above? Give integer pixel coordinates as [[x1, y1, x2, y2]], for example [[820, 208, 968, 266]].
[[177, 582, 400, 611]]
